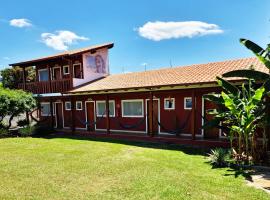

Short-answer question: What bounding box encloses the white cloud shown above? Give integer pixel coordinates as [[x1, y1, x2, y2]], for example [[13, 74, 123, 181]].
[[41, 30, 89, 51], [3, 57, 10, 60], [9, 18, 32, 28], [137, 21, 223, 41]]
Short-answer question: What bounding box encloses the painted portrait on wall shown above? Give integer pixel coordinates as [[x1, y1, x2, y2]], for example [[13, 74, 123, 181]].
[[83, 50, 108, 74]]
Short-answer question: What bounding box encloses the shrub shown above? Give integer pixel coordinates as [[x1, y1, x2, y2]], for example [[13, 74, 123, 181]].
[[18, 125, 36, 137], [0, 128, 9, 137], [208, 148, 231, 167]]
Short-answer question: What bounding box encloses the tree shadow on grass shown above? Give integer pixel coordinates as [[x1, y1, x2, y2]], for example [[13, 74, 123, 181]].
[[33, 132, 208, 156], [223, 167, 252, 181]]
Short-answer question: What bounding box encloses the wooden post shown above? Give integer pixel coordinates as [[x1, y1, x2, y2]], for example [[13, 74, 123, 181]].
[[50, 97, 54, 129], [69, 59, 73, 88], [106, 94, 110, 134], [191, 89, 196, 140], [48, 65, 52, 93], [71, 96, 76, 133], [148, 91, 153, 136]]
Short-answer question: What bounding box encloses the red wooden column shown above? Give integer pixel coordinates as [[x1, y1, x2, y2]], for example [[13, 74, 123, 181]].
[[71, 96, 76, 133], [191, 89, 196, 140], [148, 91, 153, 136], [106, 94, 110, 134], [47, 65, 52, 93], [49, 97, 54, 129]]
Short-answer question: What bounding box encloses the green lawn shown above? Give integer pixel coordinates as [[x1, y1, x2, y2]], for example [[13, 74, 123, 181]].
[[0, 137, 268, 200]]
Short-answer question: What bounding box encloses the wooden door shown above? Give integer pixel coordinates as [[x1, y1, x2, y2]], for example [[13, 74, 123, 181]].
[[55, 103, 63, 128], [53, 68, 61, 80], [204, 100, 219, 139], [147, 100, 159, 135], [86, 101, 95, 131], [73, 64, 81, 78]]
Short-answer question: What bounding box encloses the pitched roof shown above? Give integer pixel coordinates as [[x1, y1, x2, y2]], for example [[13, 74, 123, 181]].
[[69, 57, 267, 94], [9, 42, 114, 66]]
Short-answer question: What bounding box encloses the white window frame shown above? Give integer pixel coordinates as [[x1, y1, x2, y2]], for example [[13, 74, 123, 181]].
[[164, 98, 175, 110], [121, 99, 144, 118], [184, 97, 192, 110], [38, 68, 49, 82], [96, 100, 115, 117], [73, 63, 82, 78], [65, 101, 71, 110], [40, 102, 50, 116], [76, 101, 83, 110], [63, 65, 70, 75]]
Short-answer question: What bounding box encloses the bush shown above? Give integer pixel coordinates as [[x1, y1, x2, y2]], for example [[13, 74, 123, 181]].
[[0, 128, 9, 137], [18, 125, 36, 137], [208, 148, 231, 167]]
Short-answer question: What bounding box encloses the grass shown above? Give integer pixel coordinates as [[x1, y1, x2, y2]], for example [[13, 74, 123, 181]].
[[0, 136, 268, 200]]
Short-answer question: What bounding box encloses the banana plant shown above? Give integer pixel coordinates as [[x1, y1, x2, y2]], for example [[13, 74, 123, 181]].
[[204, 78, 266, 163]]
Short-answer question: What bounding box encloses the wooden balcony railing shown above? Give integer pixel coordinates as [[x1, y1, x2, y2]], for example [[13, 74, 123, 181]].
[[18, 79, 72, 94]]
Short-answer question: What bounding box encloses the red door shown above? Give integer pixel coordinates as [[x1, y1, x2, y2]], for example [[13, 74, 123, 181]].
[[86, 102, 95, 131], [147, 100, 159, 135], [55, 103, 63, 128]]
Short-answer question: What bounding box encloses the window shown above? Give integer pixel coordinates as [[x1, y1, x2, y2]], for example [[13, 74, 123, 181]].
[[76, 101, 83, 110], [65, 101, 71, 110], [122, 100, 144, 117], [41, 102, 50, 116], [164, 98, 175, 110], [96, 101, 115, 117], [63, 65, 70, 75], [184, 97, 192, 110], [38, 69, 49, 81]]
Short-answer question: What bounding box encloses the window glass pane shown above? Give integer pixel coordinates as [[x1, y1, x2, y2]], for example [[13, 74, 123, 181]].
[[97, 102, 106, 116], [76, 102, 82, 110], [64, 66, 69, 74], [123, 101, 143, 116], [41, 103, 50, 116], [39, 70, 49, 81], [65, 102, 71, 110], [165, 99, 174, 109], [97, 102, 114, 116], [185, 98, 192, 109], [109, 102, 115, 116]]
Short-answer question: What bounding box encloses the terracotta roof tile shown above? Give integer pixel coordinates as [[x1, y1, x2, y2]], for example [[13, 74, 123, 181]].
[[70, 57, 267, 93]]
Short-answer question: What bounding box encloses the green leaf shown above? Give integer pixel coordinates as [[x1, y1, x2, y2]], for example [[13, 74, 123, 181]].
[[217, 77, 239, 96], [203, 93, 224, 104], [252, 87, 265, 102], [240, 38, 270, 69]]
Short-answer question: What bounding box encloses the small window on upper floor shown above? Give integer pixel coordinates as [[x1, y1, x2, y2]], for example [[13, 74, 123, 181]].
[[63, 65, 70, 75], [73, 63, 82, 79]]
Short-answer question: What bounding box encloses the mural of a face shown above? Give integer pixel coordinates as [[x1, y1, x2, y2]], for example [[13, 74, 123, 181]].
[[95, 55, 105, 73]]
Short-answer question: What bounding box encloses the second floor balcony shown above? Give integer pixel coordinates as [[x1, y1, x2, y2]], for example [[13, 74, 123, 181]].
[[18, 78, 72, 94]]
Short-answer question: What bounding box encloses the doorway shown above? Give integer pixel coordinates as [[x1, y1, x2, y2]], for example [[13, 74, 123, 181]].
[[146, 99, 159, 135], [52, 67, 61, 80], [73, 64, 82, 78], [55, 102, 63, 128], [85, 101, 95, 131]]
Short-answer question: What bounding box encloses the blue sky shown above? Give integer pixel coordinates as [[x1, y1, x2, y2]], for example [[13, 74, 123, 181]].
[[0, 0, 269, 74]]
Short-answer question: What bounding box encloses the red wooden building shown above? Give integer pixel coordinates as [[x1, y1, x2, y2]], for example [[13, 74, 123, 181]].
[[9, 43, 267, 146]]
